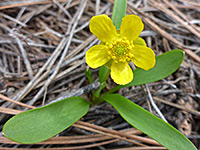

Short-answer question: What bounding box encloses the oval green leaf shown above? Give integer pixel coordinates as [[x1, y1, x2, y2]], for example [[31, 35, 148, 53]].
[[128, 49, 184, 86], [3, 97, 90, 144], [105, 49, 184, 94], [103, 94, 197, 150]]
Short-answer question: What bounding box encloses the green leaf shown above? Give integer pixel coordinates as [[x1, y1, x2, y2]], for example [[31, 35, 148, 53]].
[[3, 97, 90, 144], [112, 0, 127, 29], [85, 68, 93, 83], [107, 49, 184, 93], [92, 81, 107, 100], [103, 94, 197, 150], [129, 49, 184, 86], [99, 65, 110, 83]]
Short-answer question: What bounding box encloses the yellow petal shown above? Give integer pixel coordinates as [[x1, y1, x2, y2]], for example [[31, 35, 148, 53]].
[[111, 62, 133, 85], [133, 37, 146, 46], [85, 45, 110, 68], [120, 15, 144, 41], [131, 45, 156, 70], [89, 14, 117, 42]]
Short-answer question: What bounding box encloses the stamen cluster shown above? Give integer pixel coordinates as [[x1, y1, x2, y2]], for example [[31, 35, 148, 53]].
[[106, 35, 134, 63]]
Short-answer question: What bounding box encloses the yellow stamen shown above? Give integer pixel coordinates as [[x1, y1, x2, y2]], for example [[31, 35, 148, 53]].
[[107, 36, 134, 63]]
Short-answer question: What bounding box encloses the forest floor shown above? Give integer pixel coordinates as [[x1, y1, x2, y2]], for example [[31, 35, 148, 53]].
[[0, 0, 200, 149]]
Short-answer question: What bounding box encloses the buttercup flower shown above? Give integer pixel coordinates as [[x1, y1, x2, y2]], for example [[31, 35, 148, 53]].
[[86, 14, 155, 85]]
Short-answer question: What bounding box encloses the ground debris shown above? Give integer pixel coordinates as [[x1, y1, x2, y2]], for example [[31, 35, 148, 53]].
[[0, 0, 199, 149]]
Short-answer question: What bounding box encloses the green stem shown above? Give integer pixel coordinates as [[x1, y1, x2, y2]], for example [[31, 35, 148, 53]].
[[104, 85, 123, 95]]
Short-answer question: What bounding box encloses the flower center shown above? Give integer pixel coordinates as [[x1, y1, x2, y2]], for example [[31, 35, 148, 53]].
[[115, 46, 126, 55], [106, 36, 134, 63]]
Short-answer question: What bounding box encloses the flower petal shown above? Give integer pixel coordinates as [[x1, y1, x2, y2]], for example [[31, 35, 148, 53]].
[[131, 45, 156, 70], [89, 14, 117, 42], [85, 45, 110, 68], [120, 15, 144, 41], [111, 62, 133, 85], [133, 37, 146, 46]]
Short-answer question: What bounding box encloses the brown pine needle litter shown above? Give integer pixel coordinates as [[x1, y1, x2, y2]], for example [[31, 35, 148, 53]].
[[0, 0, 200, 149]]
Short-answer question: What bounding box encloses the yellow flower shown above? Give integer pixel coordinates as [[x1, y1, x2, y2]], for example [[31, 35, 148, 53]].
[[86, 14, 156, 85]]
